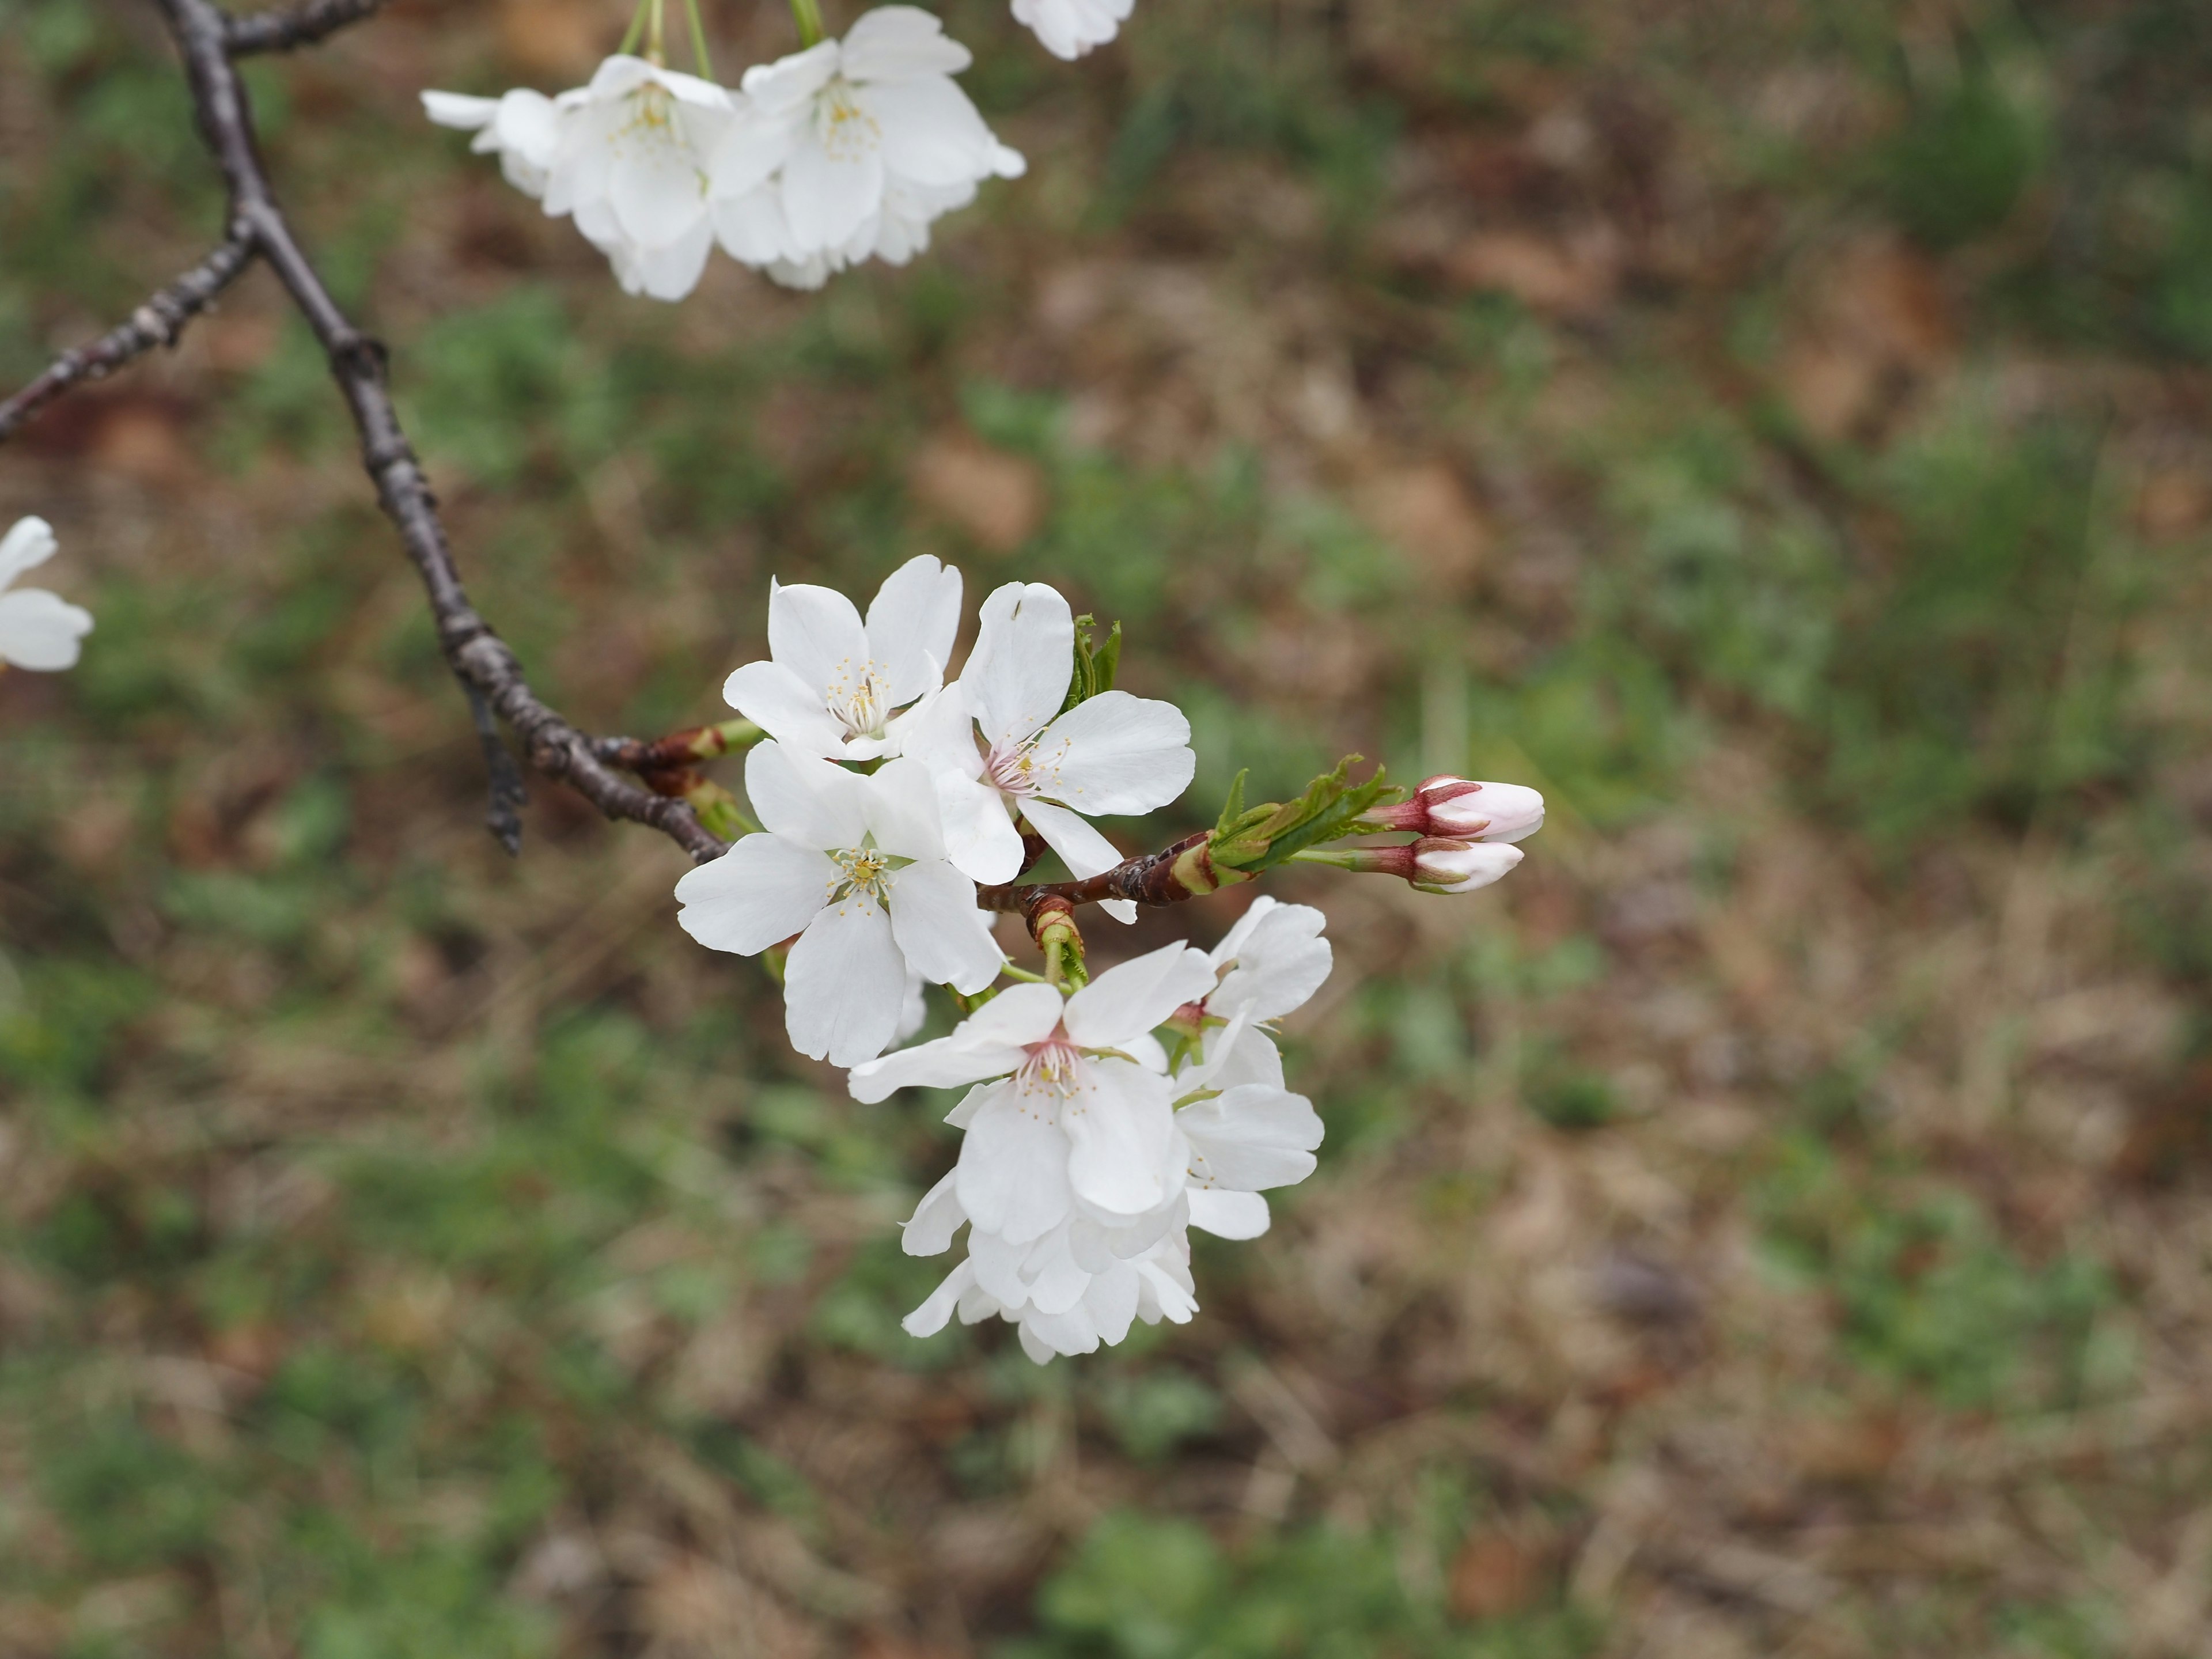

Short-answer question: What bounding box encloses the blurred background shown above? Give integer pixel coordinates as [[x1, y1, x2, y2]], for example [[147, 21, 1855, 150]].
[[3, 0, 2211, 1653]]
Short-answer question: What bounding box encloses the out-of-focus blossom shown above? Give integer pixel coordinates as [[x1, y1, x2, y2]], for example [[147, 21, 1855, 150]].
[[0, 517, 93, 672]]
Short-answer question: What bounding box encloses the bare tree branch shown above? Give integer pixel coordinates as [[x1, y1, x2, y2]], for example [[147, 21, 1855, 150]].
[[147, 0, 728, 863], [0, 237, 254, 441], [223, 0, 391, 54]]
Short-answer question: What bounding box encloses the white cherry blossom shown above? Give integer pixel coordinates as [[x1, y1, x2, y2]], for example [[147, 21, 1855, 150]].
[[905, 582, 1194, 922], [861, 930, 1329, 1362], [722, 555, 963, 762], [421, 88, 566, 196], [428, 57, 738, 302], [710, 7, 1024, 288], [673, 741, 1002, 1065], [1013, 0, 1135, 60], [0, 517, 93, 673], [850, 941, 1217, 1239]]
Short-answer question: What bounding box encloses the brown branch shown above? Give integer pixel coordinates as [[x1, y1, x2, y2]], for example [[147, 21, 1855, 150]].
[[144, 0, 727, 864], [0, 237, 253, 441], [979, 831, 1247, 915], [593, 719, 763, 775], [223, 0, 391, 53]]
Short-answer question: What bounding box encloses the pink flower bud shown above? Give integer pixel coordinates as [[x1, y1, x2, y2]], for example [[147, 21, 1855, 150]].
[[1412, 777, 1545, 843], [1409, 836, 1523, 893]]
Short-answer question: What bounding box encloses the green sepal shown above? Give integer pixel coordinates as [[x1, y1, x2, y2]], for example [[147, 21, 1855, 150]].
[[1060, 615, 1124, 715], [1213, 769, 1249, 839], [1208, 755, 1401, 873]]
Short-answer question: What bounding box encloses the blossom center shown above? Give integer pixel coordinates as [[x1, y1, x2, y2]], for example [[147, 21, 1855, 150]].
[[1016, 1030, 1086, 1097], [984, 732, 1071, 800], [828, 845, 894, 911], [821, 657, 896, 740], [814, 78, 881, 162]]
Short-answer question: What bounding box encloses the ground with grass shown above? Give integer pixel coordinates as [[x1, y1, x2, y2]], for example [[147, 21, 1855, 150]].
[[4, 1, 2212, 1654]]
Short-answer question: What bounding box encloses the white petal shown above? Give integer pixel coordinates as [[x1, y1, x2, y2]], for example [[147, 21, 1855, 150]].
[[1022, 1233, 1094, 1316], [1086, 1261, 1142, 1344], [861, 757, 949, 863], [840, 5, 973, 80], [421, 90, 499, 131], [849, 1034, 1024, 1103], [1017, 1323, 1058, 1364], [1210, 902, 1332, 1023], [1179, 1084, 1323, 1190], [766, 576, 872, 702], [845, 984, 1062, 1102], [740, 39, 842, 116], [1188, 1188, 1271, 1239], [630, 214, 715, 302], [0, 590, 93, 672], [781, 127, 884, 253], [783, 897, 907, 1065], [673, 833, 834, 956], [493, 89, 562, 169], [1017, 798, 1120, 875], [1022, 1302, 1101, 1357], [725, 660, 853, 759], [712, 182, 798, 264], [938, 778, 1024, 885], [957, 1083, 1074, 1244], [865, 554, 963, 710], [1063, 941, 1215, 1048], [902, 1167, 967, 1256], [902, 1259, 975, 1336], [854, 77, 999, 190], [744, 740, 868, 850], [0, 516, 57, 587], [585, 53, 660, 99], [959, 582, 1073, 747], [968, 1226, 1035, 1308], [710, 108, 795, 203], [611, 135, 710, 252], [1061, 1060, 1177, 1221], [1035, 691, 1195, 816], [887, 859, 1003, 994]]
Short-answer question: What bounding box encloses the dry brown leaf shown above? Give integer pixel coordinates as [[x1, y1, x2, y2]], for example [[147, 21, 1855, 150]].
[[1353, 461, 1491, 593], [1445, 229, 1617, 316], [1448, 1528, 1545, 1620], [908, 435, 1047, 553]]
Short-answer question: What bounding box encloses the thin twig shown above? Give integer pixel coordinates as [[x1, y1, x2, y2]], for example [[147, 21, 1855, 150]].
[[978, 831, 1233, 915], [150, 0, 726, 863], [224, 0, 390, 54], [0, 237, 254, 441]]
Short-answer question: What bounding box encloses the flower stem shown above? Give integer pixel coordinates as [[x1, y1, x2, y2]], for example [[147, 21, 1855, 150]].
[[646, 0, 667, 65], [998, 963, 1051, 986], [681, 0, 714, 77], [618, 0, 651, 56], [789, 0, 825, 47]]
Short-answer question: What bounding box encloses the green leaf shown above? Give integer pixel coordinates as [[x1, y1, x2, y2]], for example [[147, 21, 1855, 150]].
[[1060, 614, 1124, 715], [1210, 756, 1400, 873], [1213, 769, 1249, 839]]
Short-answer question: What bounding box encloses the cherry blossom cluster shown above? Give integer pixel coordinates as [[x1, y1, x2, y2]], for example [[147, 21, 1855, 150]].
[[423, 0, 1132, 301], [666, 557, 1543, 1361], [0, 517, 93, 673]]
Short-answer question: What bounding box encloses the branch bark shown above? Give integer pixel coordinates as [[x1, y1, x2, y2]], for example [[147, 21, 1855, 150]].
[[0, 237, 253, 441], [978, 831, 1242, 915], [223, 0, 391, 54], [150, 0, 727, 863]]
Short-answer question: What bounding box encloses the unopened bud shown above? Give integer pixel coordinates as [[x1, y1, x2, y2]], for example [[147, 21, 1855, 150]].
[[1359, 778, 1544, 842], [1409, 836, 1522, 893], [1415, 777, 1544, 842]]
